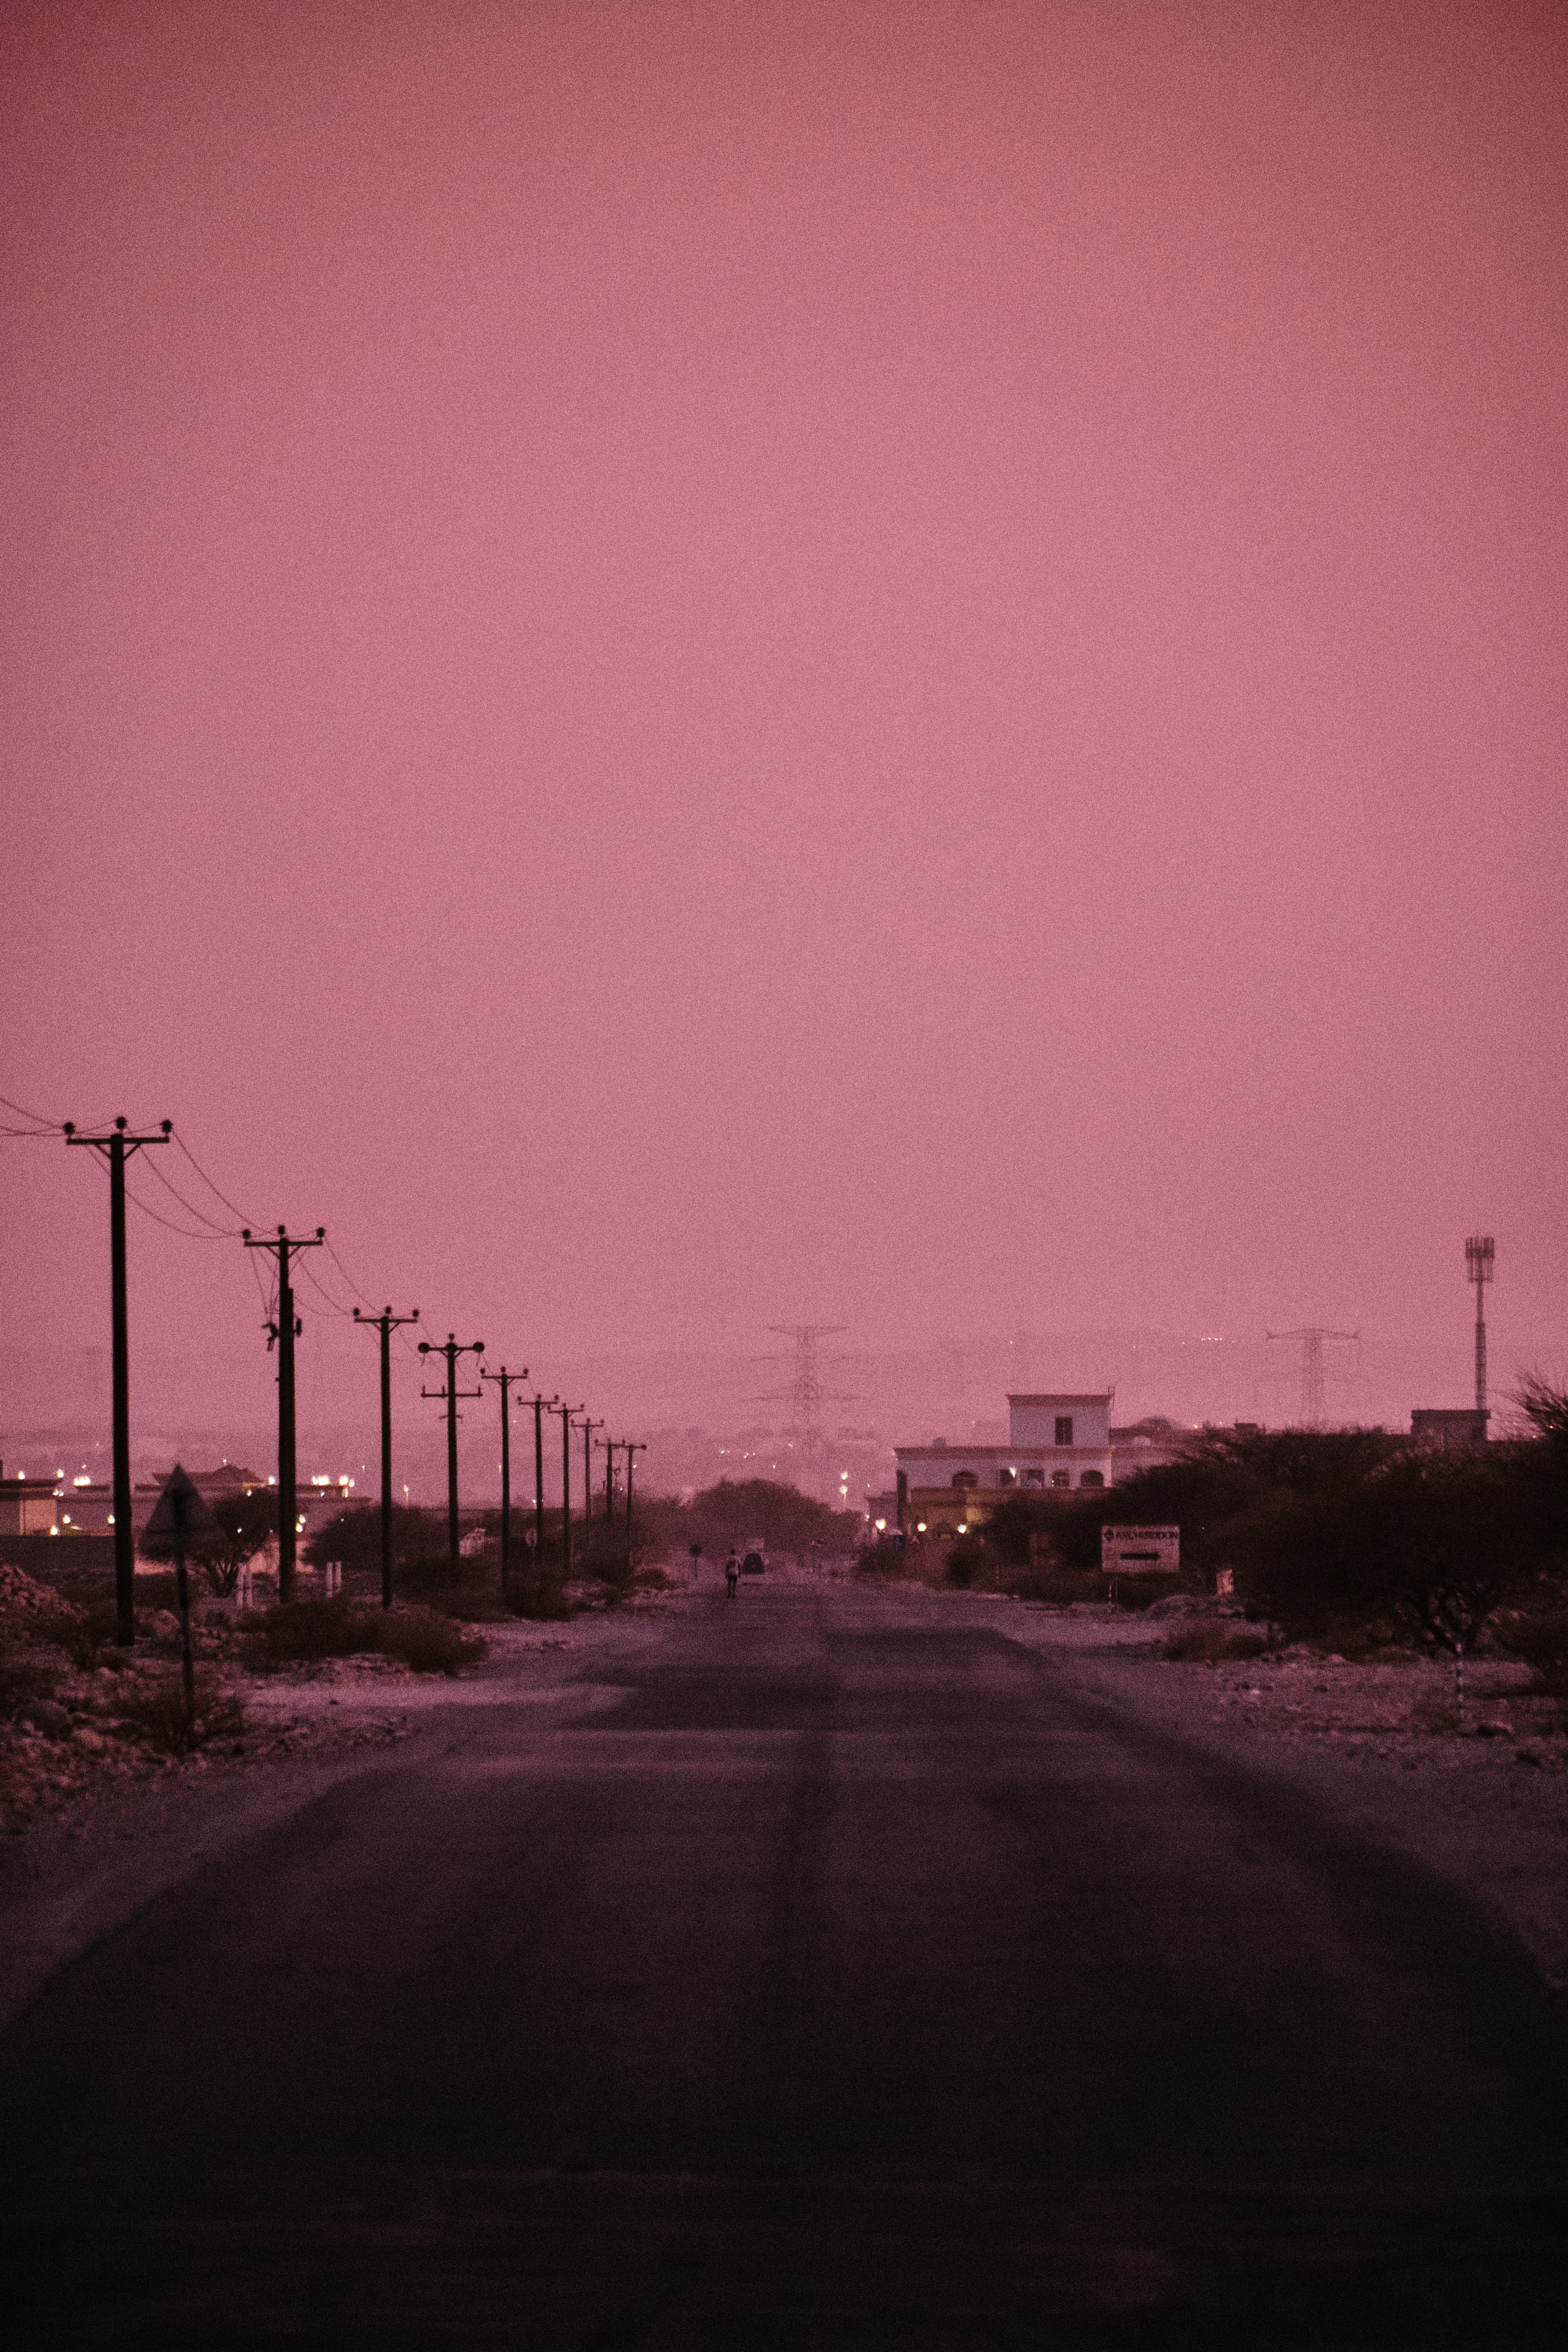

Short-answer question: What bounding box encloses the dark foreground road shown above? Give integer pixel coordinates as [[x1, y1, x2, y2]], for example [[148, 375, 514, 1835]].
[[4, 1582, 1566, 2348]]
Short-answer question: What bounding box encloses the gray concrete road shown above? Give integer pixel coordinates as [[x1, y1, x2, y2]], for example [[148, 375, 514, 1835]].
[[3, 1581, 1565, 2347]]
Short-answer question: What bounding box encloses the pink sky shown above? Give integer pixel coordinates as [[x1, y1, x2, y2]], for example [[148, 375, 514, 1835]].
[[3, 1, 1566, 1429]]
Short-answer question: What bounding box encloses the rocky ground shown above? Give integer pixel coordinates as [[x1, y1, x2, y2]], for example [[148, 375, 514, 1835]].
[[0, 1558, 692, 1839]]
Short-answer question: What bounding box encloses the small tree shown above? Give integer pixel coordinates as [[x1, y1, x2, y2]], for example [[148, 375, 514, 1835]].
[[142, 1488, 276, 1598], [1366, 1448, 1540, 1709]]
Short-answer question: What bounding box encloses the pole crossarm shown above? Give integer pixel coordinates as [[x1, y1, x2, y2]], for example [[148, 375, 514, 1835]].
[[355, 1305, 420, 1608], [418, 1334, 485, 1568], [482, 1364, 530, 1587], [242, 1226, 325, 1602], [621, 1439, 647, 1535], [64, 1116, 172, 1645]]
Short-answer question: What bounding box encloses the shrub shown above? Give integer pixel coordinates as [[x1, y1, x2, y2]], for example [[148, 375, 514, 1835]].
[[304, 1502, 445, 1573], [1002, 1565, 1103, 1605], [0, 1649, 61, 1719], [114, 1673, 244, 1756], [58, 1602, 120, 1671], [376, 1610, 482, 1675], [1500, 1597, 1568, 1697], [243, 1595, 484, 1676], [943, 1537, 991, 1589], [1162, 1621, 1270, 1663], [508, 1568, 574, 1622], [853, 1537, 911, 1578]]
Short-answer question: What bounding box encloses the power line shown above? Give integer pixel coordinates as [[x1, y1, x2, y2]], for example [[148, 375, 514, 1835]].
[[140, 1152, 242, 1235], [293, 1255, 358, 1320], [323, 1234, 377, 1308], [113, 1165, 233, 1243], [171, 1130, 257, 1227]]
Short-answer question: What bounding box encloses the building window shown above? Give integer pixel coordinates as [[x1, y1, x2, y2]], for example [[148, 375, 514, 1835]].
[[951, 1470, 978, 1490], [1024, 1468, 1045, 1486], [1080, 1470, 1104, 1489], [1052, 1470, 1070, 1488], [1055, 1416, 1073, 1446]]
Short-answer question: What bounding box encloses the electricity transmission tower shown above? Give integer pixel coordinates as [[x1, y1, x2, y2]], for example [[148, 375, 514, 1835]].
[[1465, 1236, 1495, 1417], [751, 1324, 855, 1462], [1264, 1328, 1360, 1428]]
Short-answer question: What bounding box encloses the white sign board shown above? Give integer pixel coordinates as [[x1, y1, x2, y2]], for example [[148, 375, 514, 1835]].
[[1101, 1525, 1180, 1575]]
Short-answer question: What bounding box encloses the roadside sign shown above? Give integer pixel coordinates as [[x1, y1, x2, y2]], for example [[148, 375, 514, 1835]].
[[1101, 1525, 1179, 1575], [143, 1464, 220, 1542]]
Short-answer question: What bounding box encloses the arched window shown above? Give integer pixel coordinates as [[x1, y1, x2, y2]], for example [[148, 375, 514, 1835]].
[[1080, 1470, 1104, 1489], [1051, 1470, 1070, 1488], [951, 1470, 978, 1490]]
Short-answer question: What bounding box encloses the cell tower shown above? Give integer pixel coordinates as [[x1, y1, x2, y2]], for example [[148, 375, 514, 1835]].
[[1264, 1328, 1360, 1427], [751, 1324, 854, 1458], [1465, 1236, 1495, 1417]]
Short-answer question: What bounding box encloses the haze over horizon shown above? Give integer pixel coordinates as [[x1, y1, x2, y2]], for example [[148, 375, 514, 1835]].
[[5, 3, 1565, 1458]]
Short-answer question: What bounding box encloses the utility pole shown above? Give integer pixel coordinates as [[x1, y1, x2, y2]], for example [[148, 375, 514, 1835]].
[[242, 1225, 325, 1603], [579, 1415, 604, 1531], [552, 1403, 582, 1580], [418, 1334, 485, 1571], [481, 1363, 528, 1591], [530, 1390, 558, 1570], [598, 1434, 616, 1521], [353, 1305, 419, 1608], [624, 1439, 647, 1537], [64, 1116, 171, 1646]]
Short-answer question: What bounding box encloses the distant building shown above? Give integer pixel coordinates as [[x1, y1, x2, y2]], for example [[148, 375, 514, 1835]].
[[1410, 1408, 1489, 1448], [0, 1472, 60, 1537], [895, 1394, 1115, 1541], [56, 1480, 111, 1534]]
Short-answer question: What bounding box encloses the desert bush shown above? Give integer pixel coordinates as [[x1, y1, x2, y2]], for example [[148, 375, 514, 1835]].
[[508, 1566, 574, 1621], [305, 1502, 447, 1574], [1162, 1620, 1270, 1662], [56, 1601, 120, 1671], [113, 1673, 244, 1756], [1499, 1596, 1568, 1697], [943, 1537, 991, 1589], [0, 1649, 62, 1719], [1002, 1564, 1104, 1605], [853, 1536, 911, 1578], [377, 1609, 483, 1674], [243, 1595, 483, 1676]]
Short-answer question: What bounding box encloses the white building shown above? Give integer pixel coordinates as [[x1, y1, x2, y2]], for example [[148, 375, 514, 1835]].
[[894, 1393, 1114, 1540]]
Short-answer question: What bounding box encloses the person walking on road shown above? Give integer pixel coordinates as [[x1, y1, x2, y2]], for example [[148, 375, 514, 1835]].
[[725, 1549, 740, 1600]]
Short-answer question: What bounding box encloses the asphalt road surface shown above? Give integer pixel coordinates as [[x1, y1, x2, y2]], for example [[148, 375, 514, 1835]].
[[4, 1581, 1566, 2348]]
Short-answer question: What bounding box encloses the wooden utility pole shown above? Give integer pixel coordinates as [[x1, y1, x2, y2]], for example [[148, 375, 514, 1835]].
[[242, 1226, 325, 1604], [481, 1364, 528, 1591], [64, 1116, 171, 1644], [353, 1305, 419, 1607], [624, 1439, 647, 1536], [552, 1403, 582, 1580], [579, 1415, 604, 1531], [530, 1390, 557, 1569], [419, 1334, 485, 1570]]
